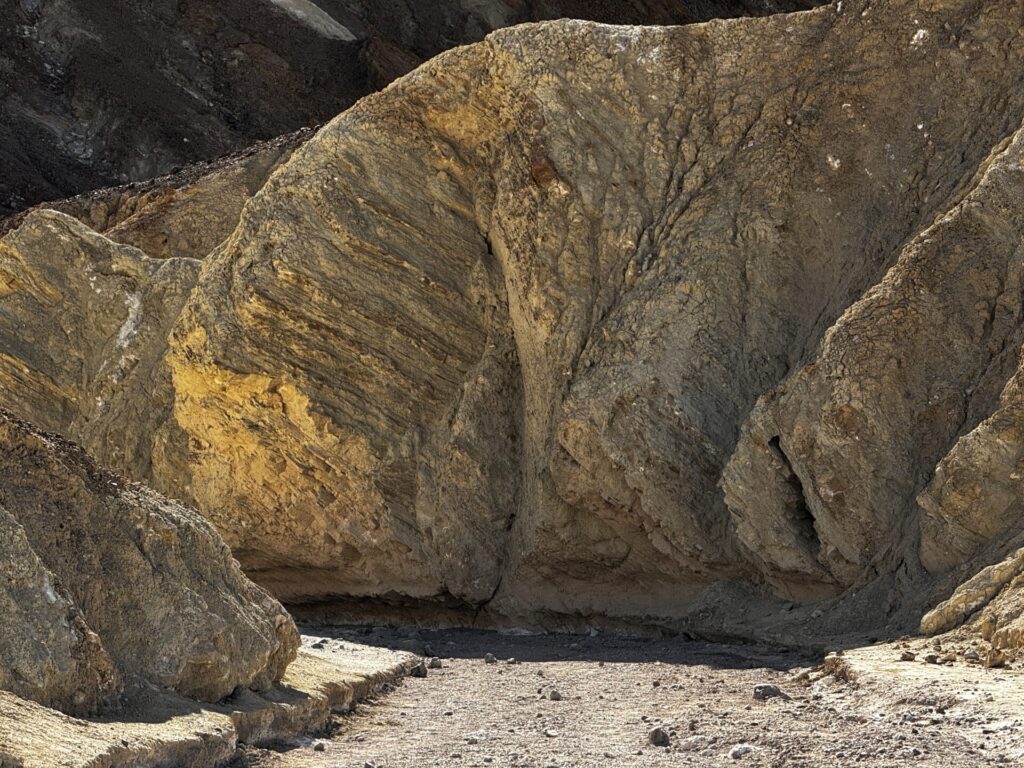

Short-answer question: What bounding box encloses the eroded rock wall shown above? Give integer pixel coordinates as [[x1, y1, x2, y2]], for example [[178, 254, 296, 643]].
[[1, 0, 825, 215], [2, 1, 1024, 644]]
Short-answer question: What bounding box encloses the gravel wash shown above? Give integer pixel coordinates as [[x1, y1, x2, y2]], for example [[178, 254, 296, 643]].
[[238, 627, 1024, 768]]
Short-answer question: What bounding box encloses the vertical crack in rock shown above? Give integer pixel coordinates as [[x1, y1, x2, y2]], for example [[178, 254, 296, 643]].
[[767, 435, 821, 560]]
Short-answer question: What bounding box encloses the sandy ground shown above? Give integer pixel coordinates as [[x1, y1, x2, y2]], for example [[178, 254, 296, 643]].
[[237, 627, 1024, 768]]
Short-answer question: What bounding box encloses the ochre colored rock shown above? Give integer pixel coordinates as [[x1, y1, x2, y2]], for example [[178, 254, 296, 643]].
[[164, 2, 1024, 617]]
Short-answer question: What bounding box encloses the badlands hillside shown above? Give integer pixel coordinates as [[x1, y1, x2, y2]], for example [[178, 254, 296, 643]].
[[3, 0, 1024, 766]]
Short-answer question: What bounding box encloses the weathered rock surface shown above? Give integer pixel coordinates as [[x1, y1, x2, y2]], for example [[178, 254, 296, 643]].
[[0, 410, 299, 710], [1, 0, 823, 215], [2, 0, 1024, 647], [0, 506, 120, 716], [162, 0, 1024, 619], [0, 209, 199, 496]]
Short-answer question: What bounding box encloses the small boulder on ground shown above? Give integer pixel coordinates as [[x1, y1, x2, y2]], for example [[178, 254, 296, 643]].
[[752, 683, 788, 701], [648, 726, 671, 747], [729, 744, 756, 759]]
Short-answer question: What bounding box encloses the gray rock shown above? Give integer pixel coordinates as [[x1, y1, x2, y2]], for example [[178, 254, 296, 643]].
[[752, 683, 787, 701], [729, 744, 756, 759], [648, 727, 671, 747]]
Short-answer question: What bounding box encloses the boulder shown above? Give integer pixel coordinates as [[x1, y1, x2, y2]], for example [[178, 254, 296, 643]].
[[0, 411, 299, 705], [0, 506, 120, 716]]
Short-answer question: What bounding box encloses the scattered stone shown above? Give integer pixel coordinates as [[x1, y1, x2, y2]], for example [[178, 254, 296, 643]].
[[409, 661, 428, 678], [729, 743, 756, 759], [985, 649, 1008, 669], [648, 726, 671, 747], [753, 683, 788, 701], [680, 735, 710, 752], [485, 653, 497, 664], [900, 650, 917, 662], [313, 741, 326, 752], [466, 736, 480, 745], [924, 653, 939, 664], [549, 689, 562, 701], [429, 657, 443, 669], [544, 728, 559, 738]]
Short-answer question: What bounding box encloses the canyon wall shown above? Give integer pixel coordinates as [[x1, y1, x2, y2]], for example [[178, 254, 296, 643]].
[[2, 1, 1024, 645]]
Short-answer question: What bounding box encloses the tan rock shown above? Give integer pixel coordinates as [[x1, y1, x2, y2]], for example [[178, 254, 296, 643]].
[[2, 0, 1024, 638], [0, 410, 299, 704], [0, 506, 120, 716]]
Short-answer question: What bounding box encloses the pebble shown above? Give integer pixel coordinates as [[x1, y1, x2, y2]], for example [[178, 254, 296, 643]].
[[485, 653, 497, 664], [409, 661, 428, 678], [549, 689, 563, 701], [729, 743, 756, 759], [313, 742, 326, 752], [680, 735, 710, 752], [924, 653, 939, 664], [428, 657, 443, 669], [544, 728, 559, 738], [985, 649, 1008, 669], [648, 726, 671, 747], [900, 650, 917, 662], [753, 683, 787, 701]]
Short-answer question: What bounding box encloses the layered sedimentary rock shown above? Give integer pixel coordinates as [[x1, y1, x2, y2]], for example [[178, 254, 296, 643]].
[[0, 209, 199, 494], [0, 410, 299, 711], [1, 0, 823, 215], [2, 0, 1024, 645]]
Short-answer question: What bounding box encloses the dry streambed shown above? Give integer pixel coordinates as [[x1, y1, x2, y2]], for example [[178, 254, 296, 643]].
[[242, 628, 1024, 768]]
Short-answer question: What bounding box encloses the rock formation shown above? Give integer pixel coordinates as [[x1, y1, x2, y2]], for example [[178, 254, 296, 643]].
[[1, 0, 1024, 650], [0, 410, 299, 713], [1, 0, 823, 215]]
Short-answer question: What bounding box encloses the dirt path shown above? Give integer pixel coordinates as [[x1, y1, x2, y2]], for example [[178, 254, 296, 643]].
[[240, 627, 1024, 768]]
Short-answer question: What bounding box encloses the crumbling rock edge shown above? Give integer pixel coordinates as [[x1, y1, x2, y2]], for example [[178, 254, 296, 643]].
[[0, 647, 418, 768]]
